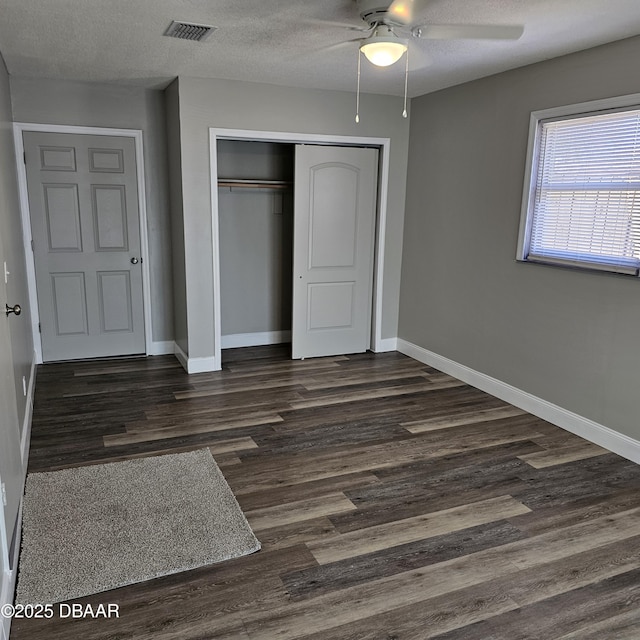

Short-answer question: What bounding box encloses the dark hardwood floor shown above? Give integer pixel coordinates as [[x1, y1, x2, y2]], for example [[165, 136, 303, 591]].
[[10, 346, 640, 639]]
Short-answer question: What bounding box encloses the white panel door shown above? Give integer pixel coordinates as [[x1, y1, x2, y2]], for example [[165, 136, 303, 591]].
[[0, 233, 23, 582], [24, 132, 145, 361], [292, 145, 378, 359]]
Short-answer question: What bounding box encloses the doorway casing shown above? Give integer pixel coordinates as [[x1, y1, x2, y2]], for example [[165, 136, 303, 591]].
[[209, 127, 392, 371]]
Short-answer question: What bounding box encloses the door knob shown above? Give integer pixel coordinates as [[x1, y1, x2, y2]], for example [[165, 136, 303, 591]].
[[130, 257, 139, 264], [5, 303, 21, 317]]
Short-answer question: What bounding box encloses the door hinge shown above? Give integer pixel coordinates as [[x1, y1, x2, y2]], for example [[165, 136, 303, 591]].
[[38, 322, 41, 333], [23, 151, 26, 164], [1, 482, 6, 507], [31, 239, 34, 252]]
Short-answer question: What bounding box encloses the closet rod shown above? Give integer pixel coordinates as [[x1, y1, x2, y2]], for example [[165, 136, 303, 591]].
[[218, 179, 292, 190]]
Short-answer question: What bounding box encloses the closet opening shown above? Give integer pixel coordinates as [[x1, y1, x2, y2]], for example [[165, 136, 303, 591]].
[[216, 139, 295, 353], [210, 128, 391, 371]]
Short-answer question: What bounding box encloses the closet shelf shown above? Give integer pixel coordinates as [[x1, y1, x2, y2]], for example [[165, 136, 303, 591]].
[[218, 179, 292, 190]]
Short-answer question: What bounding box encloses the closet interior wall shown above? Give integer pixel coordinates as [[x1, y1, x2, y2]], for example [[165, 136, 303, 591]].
[[217, 140, 294, 347]]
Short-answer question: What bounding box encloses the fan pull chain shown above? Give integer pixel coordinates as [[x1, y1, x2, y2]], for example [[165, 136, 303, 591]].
[[402, 48, 409, 118], [355, 50, 361, 123]]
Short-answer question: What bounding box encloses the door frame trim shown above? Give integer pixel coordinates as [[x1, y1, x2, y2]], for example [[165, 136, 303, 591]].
[[209, 127, 391, 370], [12, 123, 153, 363]]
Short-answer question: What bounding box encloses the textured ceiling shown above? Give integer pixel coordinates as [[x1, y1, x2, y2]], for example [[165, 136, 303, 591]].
[[1, 0, 640, 97]]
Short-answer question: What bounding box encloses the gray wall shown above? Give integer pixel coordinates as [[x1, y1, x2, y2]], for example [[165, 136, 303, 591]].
[[400, 35, 640, 441], [164, 80, 187, 353], [172, 76, 410, 359], [217, 139, 294, 182], [0, 59, 32, 430], [218, 140, 293, 337], [10, 77, 174, 344]]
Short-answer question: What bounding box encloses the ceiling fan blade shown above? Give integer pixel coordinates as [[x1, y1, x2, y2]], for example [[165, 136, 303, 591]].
[[413, 24, 524, 40], [302, 18, 370, 32], [386, 0, 417, 26], [304, 38, 362, 55], [326, 39, 362, 52]]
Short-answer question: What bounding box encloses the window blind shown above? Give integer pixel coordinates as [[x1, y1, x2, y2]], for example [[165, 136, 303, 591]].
[[527, 108, 640, 275]]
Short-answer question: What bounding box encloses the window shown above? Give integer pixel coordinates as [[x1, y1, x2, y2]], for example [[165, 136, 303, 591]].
[[517, 98, 640, 276]]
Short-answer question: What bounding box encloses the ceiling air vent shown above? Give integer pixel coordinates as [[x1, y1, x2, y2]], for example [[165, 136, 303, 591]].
[[164, 21, 217, 42]]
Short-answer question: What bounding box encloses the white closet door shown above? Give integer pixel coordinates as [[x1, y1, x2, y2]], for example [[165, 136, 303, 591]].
[[292, 145, 378, 359]]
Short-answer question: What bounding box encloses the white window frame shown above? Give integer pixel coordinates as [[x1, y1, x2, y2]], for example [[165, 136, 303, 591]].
[[517, 93, 640, 276]]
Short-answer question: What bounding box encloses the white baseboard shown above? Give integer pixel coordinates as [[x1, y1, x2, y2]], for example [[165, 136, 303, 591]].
[[148, 340, 175, 356], [1, 563, 14, 640], [397, 338, 640, 465], [220, 331, 396, 352], [221, 330, 291, 349], [0, 507, 8, 637], [173, 343, 219, 374], [375, 337, 398, 352], [186, 356, 218, 374], [1, 501, 23, 640], [20, 350, 36, 467], [174, 343, 189, 372], [1, 351, 36, 638]]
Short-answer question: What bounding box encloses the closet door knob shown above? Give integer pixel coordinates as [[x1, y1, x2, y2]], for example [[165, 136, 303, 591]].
[[5, 303, 21, 317], [130, 257, 139, 265]]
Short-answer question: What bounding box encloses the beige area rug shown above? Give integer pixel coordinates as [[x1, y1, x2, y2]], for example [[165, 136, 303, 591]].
[[16, 449, 260, 604]]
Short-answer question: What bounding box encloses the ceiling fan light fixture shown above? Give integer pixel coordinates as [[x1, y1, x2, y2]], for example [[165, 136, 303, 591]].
[[359, 26, 407, 66]]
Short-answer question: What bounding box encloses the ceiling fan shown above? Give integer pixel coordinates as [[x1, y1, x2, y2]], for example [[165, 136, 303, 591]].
[[327, 0, 524, 120], [353, 0, 524, 66]]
